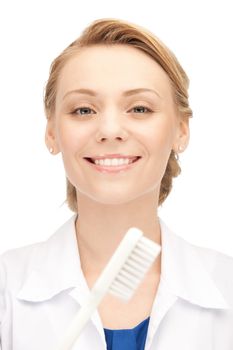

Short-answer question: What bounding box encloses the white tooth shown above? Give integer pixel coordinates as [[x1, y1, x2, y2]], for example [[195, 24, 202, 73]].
[[105, 159, 112, 166], [120, 159, 128, 165], [94, 158, 131, 166], [112, 158, 120, 165], [112, 159, 128, 165], [111, 158, 128, 166]]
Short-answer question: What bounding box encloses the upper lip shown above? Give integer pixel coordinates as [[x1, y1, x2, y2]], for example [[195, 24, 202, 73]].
[[84, 154, 141, 160]]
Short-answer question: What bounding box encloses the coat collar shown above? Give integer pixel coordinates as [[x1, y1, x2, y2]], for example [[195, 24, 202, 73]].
[[17, 214, 229, 309]]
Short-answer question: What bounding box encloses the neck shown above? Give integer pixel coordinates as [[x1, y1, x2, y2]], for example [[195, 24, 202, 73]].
[[75, 191, 161, 276]]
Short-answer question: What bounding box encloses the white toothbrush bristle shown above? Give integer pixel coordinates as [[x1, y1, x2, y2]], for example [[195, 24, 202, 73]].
[[109, 234, 161, 301]]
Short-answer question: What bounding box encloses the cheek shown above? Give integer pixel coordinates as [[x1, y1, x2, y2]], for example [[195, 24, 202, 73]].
[[56, 120, 88, 154], [141, 117, 176, 182], [140, 117, 175, 154]]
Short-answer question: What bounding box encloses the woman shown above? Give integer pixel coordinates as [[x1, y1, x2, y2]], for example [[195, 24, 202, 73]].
[[1, 18, 233, 350]]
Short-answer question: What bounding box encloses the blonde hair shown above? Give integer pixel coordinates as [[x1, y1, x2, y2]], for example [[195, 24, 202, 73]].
[[44, 18, 193, 213]]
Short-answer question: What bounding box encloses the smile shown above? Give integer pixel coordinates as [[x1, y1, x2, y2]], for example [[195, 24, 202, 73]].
[[83, 156, 141, 173]]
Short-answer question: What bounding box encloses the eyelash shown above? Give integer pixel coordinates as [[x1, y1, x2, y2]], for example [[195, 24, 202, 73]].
[[70, 105, 153, 116]]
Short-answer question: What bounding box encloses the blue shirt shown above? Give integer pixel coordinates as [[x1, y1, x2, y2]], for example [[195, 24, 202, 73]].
[[104, 317, 150, 350]]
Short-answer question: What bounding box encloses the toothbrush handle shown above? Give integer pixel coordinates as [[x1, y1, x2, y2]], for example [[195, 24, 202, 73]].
[[54, 290, 103, 350]]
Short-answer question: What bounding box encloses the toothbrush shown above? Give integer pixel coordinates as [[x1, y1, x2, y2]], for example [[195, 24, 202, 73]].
[[53, 227, 161, 350]]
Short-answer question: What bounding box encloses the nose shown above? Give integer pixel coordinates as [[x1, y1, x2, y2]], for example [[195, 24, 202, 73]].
[[95, 110, 129, 143]]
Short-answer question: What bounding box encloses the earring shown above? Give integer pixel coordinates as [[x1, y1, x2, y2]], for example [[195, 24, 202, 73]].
[[49, 147, 54, 154], [178, 145, 183, 152]]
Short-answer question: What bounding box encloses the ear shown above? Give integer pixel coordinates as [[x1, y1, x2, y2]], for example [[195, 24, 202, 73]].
[[45, 117, 60, 154], [173, 116, 190, 153]]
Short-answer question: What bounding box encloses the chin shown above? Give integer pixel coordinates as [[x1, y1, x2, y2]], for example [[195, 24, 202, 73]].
[[92, 195, 137, 206], [78, 188, 141, 206]]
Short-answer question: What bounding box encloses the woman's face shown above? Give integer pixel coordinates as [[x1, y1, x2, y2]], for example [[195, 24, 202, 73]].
[[46, 44, 189, 205]]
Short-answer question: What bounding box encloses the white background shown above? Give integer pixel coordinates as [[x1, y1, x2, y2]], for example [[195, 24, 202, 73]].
[[0, 0, 232, 256]]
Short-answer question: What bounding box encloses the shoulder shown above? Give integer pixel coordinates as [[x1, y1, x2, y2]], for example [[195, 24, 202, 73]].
[[0, 242, 44, 326], [192, 242, 233, 307], [0, 241, 43, 290], [193, 242, 233, 276], [0, 214, 77, 292], [160, 218, 233, 309]]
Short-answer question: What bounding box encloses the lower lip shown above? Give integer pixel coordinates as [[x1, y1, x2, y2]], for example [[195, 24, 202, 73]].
[[84, 158, 141, 173]]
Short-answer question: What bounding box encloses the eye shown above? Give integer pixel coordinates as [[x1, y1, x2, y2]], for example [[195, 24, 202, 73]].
[[71, 106, 96, 116], [130, 105, 153, 114], [70, 105, 153, 116]]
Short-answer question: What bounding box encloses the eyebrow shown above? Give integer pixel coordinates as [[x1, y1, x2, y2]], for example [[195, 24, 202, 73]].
[[62, 88, 162, 100]]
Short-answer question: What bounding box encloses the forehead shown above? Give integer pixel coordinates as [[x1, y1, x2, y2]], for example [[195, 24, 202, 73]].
[[56, 45, 173, 101]]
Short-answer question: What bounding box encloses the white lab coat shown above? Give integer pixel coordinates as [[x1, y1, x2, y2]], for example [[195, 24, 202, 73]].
[[0, 214, 233, 349]]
